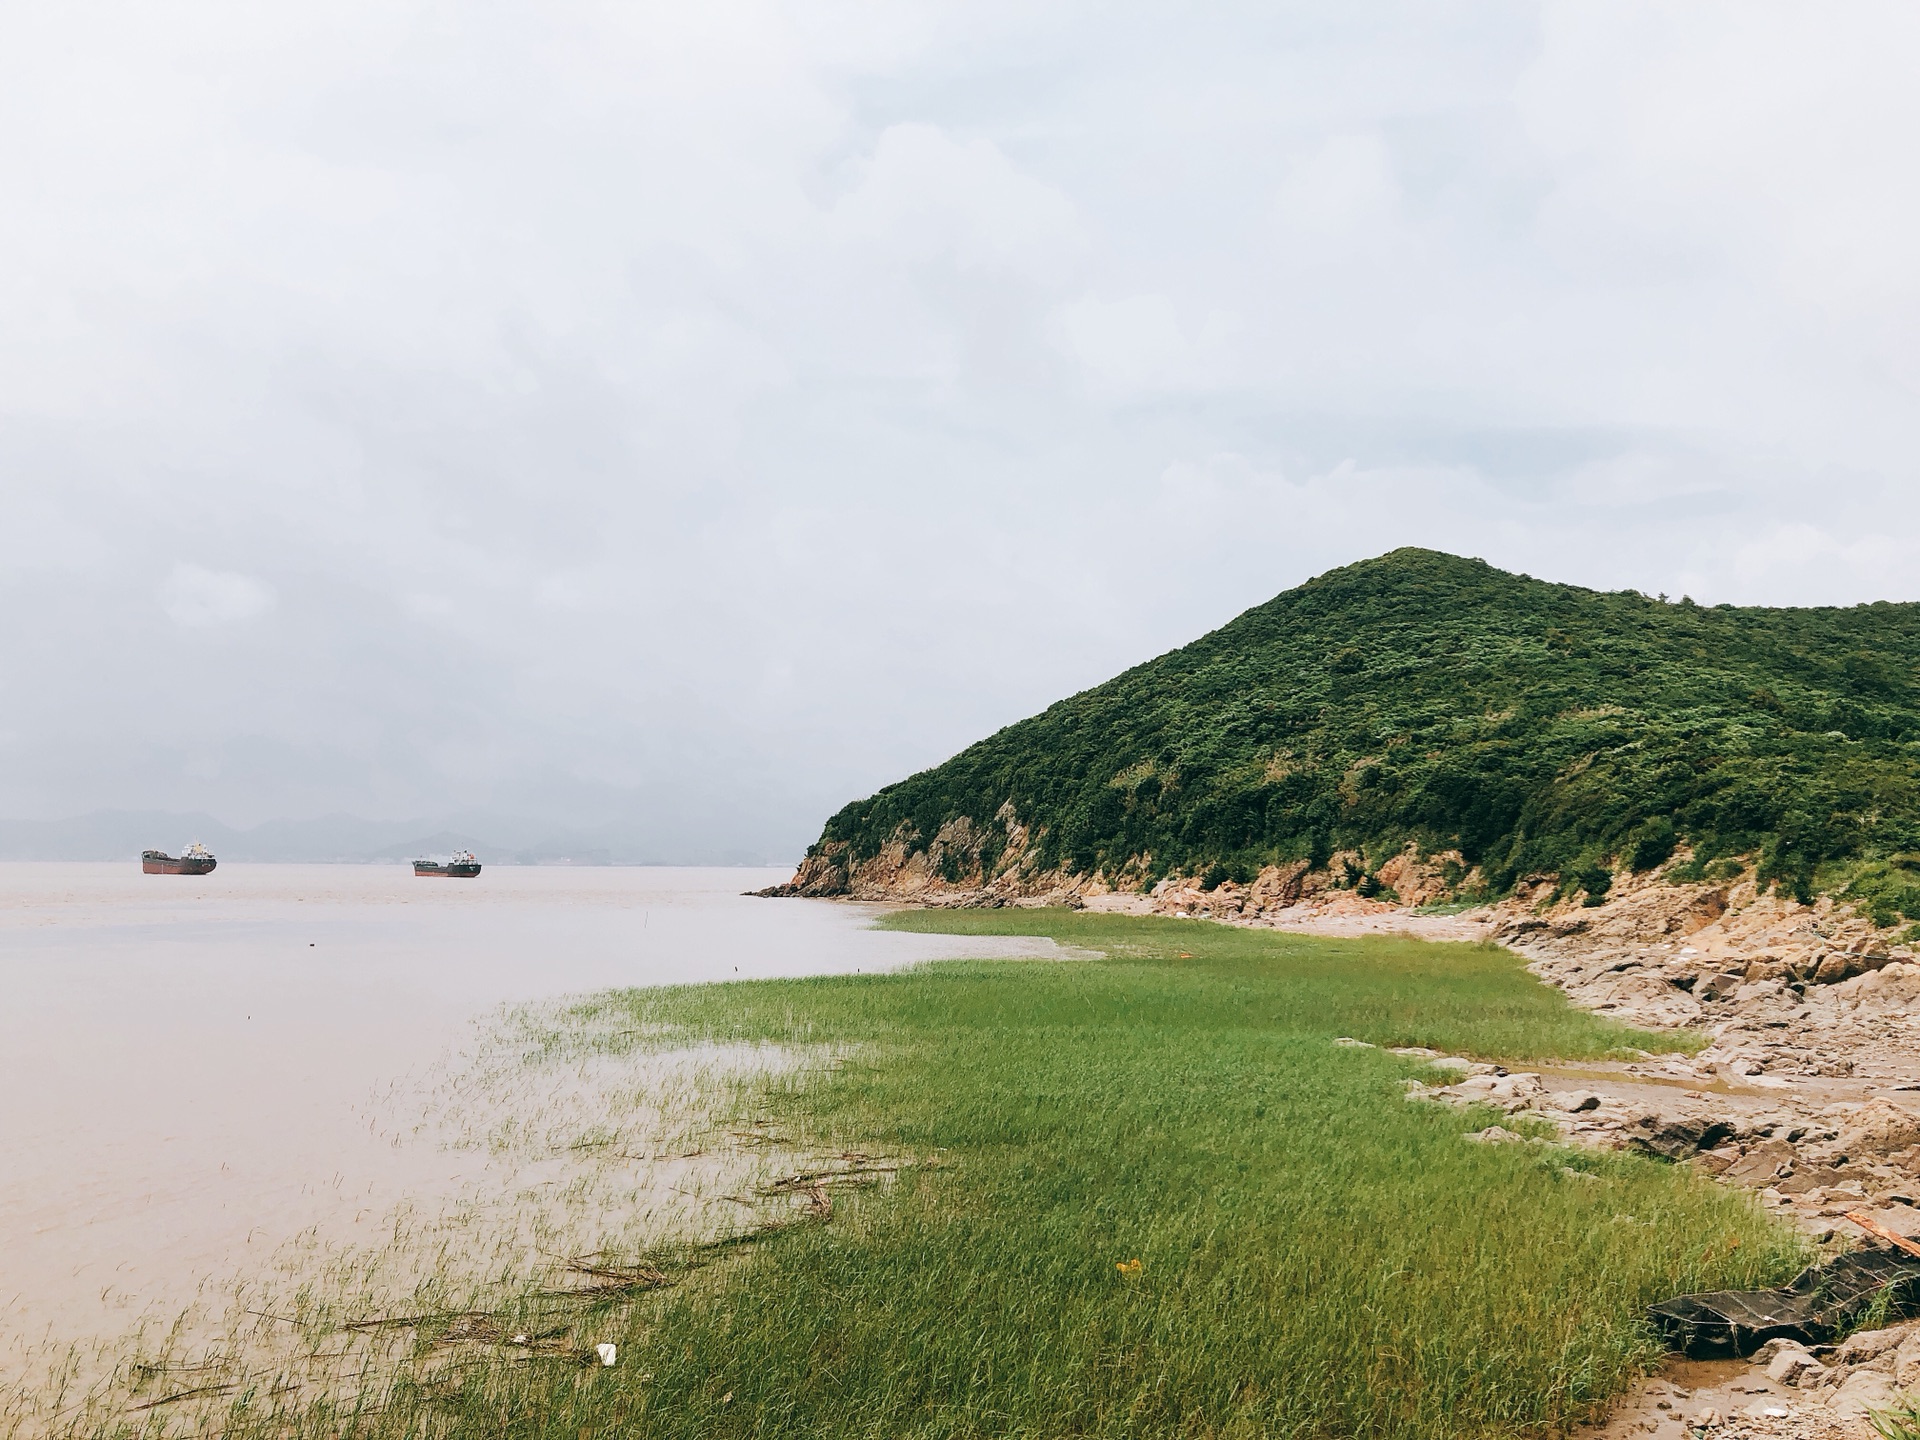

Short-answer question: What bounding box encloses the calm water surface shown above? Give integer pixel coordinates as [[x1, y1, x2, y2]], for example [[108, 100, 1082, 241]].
[[0, 864, 1053, 1357]]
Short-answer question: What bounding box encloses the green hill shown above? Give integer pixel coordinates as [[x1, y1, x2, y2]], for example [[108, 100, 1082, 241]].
[[800, 548, 1920, 919]]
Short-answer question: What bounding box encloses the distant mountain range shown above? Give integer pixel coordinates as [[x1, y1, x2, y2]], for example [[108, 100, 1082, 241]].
[[0, 810, 782, 866]]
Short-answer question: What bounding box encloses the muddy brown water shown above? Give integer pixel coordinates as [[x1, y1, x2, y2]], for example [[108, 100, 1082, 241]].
[[0, 864, 1065, 1387], [1573, 1358, 1754, 1438]]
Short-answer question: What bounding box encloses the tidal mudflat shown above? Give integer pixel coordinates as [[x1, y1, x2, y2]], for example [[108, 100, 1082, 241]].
[[0, 865, 1063, 1427]]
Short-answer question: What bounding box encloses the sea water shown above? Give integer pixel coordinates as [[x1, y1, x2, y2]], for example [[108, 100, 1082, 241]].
[[0, 864, 1055, 1369]]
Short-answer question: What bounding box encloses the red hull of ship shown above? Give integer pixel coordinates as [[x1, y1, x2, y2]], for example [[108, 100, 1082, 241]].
[[142, 856, 216, 875]]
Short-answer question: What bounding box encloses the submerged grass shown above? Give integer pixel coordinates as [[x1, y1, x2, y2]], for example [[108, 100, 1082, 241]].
[[111, 914, 1795, 1439]]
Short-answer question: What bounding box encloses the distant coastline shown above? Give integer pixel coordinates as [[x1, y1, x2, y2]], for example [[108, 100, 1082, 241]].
[[0, 809, 789, 867]]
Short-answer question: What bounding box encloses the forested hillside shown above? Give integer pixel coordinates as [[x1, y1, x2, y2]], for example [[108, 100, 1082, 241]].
[[799, 549, 1920, 918]]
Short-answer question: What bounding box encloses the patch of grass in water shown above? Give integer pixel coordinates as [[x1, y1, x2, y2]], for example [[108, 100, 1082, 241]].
[[192, 914, 1791, 1439]]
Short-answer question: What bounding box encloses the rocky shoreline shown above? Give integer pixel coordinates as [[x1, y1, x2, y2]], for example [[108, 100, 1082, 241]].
[[1185, 882, 1920, 1439]]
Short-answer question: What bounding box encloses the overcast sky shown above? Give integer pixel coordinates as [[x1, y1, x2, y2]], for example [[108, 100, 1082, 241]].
[[3, 2, 1918, 854]]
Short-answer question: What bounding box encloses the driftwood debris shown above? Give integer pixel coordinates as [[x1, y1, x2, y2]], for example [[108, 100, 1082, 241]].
[[1845, 1210, 1920, 1259], [553, 1256, 675, 1297], [129, 1383, 237, 1411]]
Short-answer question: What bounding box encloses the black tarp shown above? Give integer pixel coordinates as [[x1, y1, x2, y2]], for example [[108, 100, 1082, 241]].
[[1650, 1246, 1920, 1358]]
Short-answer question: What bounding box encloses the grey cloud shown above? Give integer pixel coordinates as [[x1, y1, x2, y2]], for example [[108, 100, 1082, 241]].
[[162, 565, 276, 627], [2, 1, 1917, 852]]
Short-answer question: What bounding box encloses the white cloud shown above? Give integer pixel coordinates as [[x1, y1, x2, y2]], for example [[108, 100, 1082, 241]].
[[1271, 133, 1400, 245], [2, 1, 1919, 841], [1053, 294, 1187, 390], [833, 123, 1087, 279], [161, 566, 275, 628]]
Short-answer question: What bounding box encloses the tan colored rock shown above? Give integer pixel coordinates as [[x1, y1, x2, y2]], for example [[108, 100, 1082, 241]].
[[1374, 846, 1463, 907], [1488, 1073, 1545, 1104], [1835, 1326, 1907, 1365], [1695, 968, 1748, 1002], [1726, 1139, 1797, 1185], [1571, 968, 1704, 1028], [1834, 962, 1920, 1010], [1551, 1091, 1603, 1114], [1733, 979, 1790, 1009], [1838, 1100, 1920, 1157], [1466, 1125, 1526, 1144], [1816, 954, 1855, 984], [1826, 1367, 1901, 1423], [1765, 1345, 1825, 1386], [1246, 862, 1309, 910], [1693, 1145, 1741, 1176], [1893, 1330, 1920, 1388]]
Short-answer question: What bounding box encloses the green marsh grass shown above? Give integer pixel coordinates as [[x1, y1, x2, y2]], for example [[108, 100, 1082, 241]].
[[105, 914, 1795, 1439]]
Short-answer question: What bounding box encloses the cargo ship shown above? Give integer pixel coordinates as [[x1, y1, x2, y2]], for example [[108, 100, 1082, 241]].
[[414, 849, 482, 878], [143, 843, 217, 875]]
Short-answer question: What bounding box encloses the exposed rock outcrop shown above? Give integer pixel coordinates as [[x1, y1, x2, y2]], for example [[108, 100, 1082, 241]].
[[764, 838, 1912, 1038]]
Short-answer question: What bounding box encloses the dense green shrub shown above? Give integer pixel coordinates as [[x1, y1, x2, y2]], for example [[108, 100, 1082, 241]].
[[810, 549, 1920, 905], [1628, 817, 1678, 872]]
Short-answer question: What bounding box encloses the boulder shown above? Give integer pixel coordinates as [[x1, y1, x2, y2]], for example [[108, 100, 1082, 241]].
[[1835, 1326, 1908, 1365], [1573, 969, 1704, 1027], [1551, 1091, 1602, 1114], [1465, 1126, 1526, 1145], [1775, 1168, 1826, 1195], [1838, 1100, 1920, 1158], [1893, 1329, 1920, 1387], [1834, 962, 1920, 1012], [1813, 945, 1891, 983], [1815, 953, 1855, 984], [1695, 969, 1748, 1003], [1487, 1073, 1545, 1105], [1693, 1145, 1741, 1176], [1826, 1367, 1900, 1423], [1725, 1139, 1798, 1186], [1624, 1114, 1736, 1161], [1765, 1344, 1826, 1386]]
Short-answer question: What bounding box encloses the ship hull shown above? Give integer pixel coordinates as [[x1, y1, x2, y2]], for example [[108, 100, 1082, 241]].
[[142, 854, 216, 875], [413, 862, 482, 878]]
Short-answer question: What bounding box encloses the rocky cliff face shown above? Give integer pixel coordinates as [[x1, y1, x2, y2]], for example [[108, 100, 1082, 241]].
[[768, 785, 1920, 975], [759, 804, 1040, 902], [760, 803, 1469, 909]]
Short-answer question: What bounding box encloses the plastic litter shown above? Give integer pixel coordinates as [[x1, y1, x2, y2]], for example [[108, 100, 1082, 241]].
[[1649, 1245, 1920, 1358], [595, 1343, 617, 1367]]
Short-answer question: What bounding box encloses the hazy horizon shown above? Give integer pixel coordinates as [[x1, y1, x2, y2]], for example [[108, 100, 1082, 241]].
[[6, 3, 1920, 854], [0, 805, 794, 865]]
